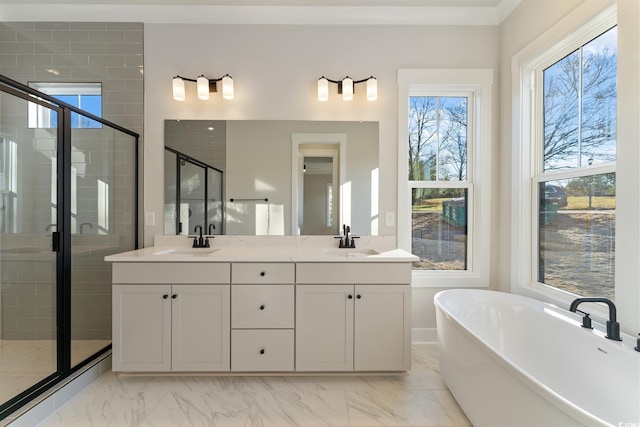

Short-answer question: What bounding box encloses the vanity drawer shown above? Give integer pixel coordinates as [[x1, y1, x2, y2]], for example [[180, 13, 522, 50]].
[[295, 262, 411, 284], [232, 285, 294, 328], [112, 262, 231, 284], [231, 263, 295, 284], [231, 329, 294, 371]]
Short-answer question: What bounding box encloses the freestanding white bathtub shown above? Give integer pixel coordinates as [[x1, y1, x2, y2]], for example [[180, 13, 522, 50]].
[[434, 289, 640, 427]]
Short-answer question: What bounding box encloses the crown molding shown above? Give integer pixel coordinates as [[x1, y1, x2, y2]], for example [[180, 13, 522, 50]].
[[0, 2, 522, 25]]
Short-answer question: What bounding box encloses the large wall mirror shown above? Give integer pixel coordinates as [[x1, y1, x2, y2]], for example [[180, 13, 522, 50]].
[[164, 120, 379, 236]]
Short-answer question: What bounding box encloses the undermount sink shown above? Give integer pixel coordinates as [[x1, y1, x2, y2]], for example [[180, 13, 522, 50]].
[[322, 248, 379, 257], [152, 248, 220, 256]]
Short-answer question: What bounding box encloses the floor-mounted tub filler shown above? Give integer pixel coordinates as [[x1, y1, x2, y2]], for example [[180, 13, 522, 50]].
[[434, 289, 640, 427]]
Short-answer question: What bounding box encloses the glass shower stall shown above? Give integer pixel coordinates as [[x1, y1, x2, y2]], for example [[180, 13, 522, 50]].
[[0, 75, 138, 419]]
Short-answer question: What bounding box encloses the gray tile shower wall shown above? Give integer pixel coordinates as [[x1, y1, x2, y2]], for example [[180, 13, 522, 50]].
[[0, 22, 144, 137], [0, 22, 143, 341]]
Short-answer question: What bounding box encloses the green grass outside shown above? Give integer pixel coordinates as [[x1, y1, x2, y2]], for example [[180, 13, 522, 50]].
[[412, 195, 615, 212], [564, 196, 615, 210], [412, 198, 450, 212]]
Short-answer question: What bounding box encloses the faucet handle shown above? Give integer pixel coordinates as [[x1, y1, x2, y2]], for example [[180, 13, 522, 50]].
[[575, 309, 592, 329]]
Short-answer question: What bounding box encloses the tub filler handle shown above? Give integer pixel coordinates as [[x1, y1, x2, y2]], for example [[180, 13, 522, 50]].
[[575, 309, 593, 329]]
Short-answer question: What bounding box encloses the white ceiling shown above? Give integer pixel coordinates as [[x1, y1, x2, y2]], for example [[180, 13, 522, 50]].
[[0, 0, 522, 25]]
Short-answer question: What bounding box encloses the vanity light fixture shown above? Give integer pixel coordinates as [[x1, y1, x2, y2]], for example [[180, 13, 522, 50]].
[[317, 76, 377, 102], [172, 74, 234, 101]]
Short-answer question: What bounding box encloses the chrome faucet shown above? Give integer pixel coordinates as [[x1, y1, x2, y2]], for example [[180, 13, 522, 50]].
[[569, 297, 621, 341], [192, 225, 210, 248]]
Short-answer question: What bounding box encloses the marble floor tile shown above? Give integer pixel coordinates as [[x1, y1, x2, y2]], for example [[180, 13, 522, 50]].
[[32, 344, 471, 427], [246, 390, 349, 427], [140, 390, 253, 427], [345, 388, 454, 427], [36, 390, 166, 427]]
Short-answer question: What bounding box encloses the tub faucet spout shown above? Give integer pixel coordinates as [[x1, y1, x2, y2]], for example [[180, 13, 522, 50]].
[[569, 297, 621, 341]]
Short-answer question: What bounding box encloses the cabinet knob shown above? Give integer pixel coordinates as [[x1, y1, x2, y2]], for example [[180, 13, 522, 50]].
[[260, 271, 266, 277], [163, 294, 169, 299], [172, 294, 177, 299], [259, 304, 265, 310], [356, 294, 362, 299], [348, 294, 353, 299], [260, 348, 265, 355]]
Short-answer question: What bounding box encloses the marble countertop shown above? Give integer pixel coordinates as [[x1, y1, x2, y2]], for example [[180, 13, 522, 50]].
[[105, 235, 418, 263]]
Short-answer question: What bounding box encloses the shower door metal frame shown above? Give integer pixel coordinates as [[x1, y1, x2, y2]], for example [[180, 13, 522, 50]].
[[0, 74, 140, 421]]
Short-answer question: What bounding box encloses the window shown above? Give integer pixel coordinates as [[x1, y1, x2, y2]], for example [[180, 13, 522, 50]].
[[28, 82, 102, 129], [398, 69, 493, 287], [409, 96, 470, 271], [512, 6, 617, 304], [536, 26, 617, 299]]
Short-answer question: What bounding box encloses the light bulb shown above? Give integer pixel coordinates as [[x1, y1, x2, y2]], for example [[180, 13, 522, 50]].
[[366, 77, 377, 101], [342, 77, 353, 101], [197, 76, 209, 100], [172, 77, 185, 101], [317, 77, 329, 102], [222, 75, 234, 100]]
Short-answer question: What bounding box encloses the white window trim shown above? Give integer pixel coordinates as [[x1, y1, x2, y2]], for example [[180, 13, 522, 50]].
[[398, 69, 493, 288], [510, 1, 617, 311]]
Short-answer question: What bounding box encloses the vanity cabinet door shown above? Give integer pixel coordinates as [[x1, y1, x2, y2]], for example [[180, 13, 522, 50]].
[[295, 284, 354, 371], [171, 284, 230, 371], [112, 284, 171, 372], [354, 284, 411, 371]]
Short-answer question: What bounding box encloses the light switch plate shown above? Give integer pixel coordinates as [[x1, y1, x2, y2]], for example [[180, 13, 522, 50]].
[[145, 211, 155, 226], [385, 212, 395, 227]]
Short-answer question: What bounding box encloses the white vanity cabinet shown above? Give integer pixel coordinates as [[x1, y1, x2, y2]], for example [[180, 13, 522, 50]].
[[111, 263, 231, 372], [295, 263, 411, 371], [108, 250, 415, 374], [231, 263, 295, 371]]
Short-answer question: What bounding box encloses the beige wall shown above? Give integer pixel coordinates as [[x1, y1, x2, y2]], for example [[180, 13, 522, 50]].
[[143, 23, 500, 245]]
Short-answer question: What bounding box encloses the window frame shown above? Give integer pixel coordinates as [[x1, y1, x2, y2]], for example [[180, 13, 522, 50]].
[[28, 82, 103, 129], [511, 5, 617, 307], [398, 69, 493, 288]]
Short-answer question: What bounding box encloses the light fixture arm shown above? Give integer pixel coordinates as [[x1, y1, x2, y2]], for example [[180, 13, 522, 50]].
[[317, 75, 377, 101], [320, 76, 374, 85], [172, 74, 234, 100]]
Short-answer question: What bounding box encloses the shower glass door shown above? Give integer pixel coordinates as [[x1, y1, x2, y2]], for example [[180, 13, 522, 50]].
[[0, 88, 60, 405], [69, 123, 137, 368]]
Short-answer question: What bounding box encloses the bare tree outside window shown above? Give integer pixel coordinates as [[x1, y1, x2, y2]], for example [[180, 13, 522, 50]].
[[543, 27, 617, 170], [409, 96, 469, 270], [538, 26, 617, 299]]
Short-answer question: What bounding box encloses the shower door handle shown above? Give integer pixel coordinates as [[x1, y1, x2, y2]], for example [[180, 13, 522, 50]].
[[52, 231, 61, 252]]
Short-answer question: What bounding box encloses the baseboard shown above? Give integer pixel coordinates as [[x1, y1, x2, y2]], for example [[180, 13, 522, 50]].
[[412, 327, 438, 343], [5, 353, 111, 427]]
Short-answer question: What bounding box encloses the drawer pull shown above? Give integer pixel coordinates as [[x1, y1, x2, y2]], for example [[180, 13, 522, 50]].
[[356, 294, 362, 299], [172, 294, 177, 299], [348, 294, 353, 299], [260, 348, 265, 355], [163, 294, 169, 299], [260, 271, 266, 277], [259, 304, 265, 310]]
